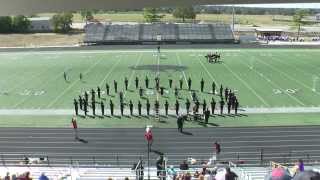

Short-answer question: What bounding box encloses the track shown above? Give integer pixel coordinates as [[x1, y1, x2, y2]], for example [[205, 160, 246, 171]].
[[0, 126, 319, 167]]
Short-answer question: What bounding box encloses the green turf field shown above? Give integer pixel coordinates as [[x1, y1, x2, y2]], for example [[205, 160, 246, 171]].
[[0, 48, 320, 127]]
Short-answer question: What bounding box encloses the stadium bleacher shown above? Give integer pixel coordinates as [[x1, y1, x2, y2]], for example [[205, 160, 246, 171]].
[[178, 24, 213, 40], [104, 24, 140, 41], [84, 23, 235, 44]]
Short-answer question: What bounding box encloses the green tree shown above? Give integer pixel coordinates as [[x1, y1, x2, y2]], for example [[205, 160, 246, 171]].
[[0, 16, 12, 33], [143, 8, 164, 23], [173, 7, 196, 22], [12, 15, 30, 33], [52, 12, 73, 33], [80, 10, 94, 24], [293, 9, 309, 40]]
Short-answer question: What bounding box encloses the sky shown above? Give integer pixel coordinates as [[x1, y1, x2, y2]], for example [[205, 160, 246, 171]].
[[222, 3, 320, 9]]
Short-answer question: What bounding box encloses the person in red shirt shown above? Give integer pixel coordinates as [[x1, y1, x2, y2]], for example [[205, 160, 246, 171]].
[[144, 127, 153, 151], [72, 116, 79, 140]]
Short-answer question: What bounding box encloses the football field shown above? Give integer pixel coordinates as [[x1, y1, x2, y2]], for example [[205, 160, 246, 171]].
[[0, 48, 320, 127]]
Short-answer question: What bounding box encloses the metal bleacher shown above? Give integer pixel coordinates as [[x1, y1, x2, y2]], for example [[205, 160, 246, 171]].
[[104, 24, 140, 41], [84, 23, 235, 44], [141, 24, 177, 41], [212, 23, 235, 40], [178, 24, 213, 40], [84, 23, 106, 43]]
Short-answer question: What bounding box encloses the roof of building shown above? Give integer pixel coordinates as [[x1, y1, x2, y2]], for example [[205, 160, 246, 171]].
[[28, 17, 51, 21], [255, 28, 283, 32]]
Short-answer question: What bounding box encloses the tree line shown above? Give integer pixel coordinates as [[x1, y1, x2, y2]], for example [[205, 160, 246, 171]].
[[0, 15, 30, 33], [0, 6, 315, 36]]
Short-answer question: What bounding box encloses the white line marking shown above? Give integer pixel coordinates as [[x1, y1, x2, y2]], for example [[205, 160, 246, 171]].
[[45, 55, 105, 108], [259, 56, 320, 96], [0, 49, 243, 56], [124, 53, 143, 98], [98, 54, 124, 87], [195, 52, 218, 84], [175, 53, 193, 100], [1, 106, 320, 115], [12, 71, 65, 108], [223, 63, 269, 106], [240, 52, 305, 106]]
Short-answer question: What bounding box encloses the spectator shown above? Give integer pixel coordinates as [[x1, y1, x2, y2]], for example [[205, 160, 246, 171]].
[[201, 167, 207, 175], [124, 177, 129, 180], [225, 167, 238, 180], [194, 171, 200, 178], [167, 165, 177, 180], [293, 170, 320, 180], [38, 173, 48, 180], [4, 172, 10, 180], [179, 160, 189, 170], [298, 159, 305, 172], [12, 173, 17, 180], [17, 171, 32, 180], [184, 172, 192, 180], [156, 155, 164, 177], [265, 167, 292, 180]]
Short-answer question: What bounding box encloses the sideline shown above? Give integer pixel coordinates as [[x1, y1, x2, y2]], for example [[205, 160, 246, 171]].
[[0, 107, 320, 115]]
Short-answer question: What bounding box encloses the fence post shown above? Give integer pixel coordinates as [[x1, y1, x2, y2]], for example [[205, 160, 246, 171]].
[[260, 148, 264, 166]]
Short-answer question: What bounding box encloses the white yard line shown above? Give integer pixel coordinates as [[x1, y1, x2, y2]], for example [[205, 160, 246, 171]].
[[175, 53, 194, 100], [4, 66, 51, 96], [156, 52, 160, 101], [195, 52, 218, 84], [45, 55, 106, 108], [240, 52, 305, 106], [12, 71, 65, 108], [258, 56, 320, 96], [2, 49, 320, 57], [222, 62, 270, 107], [123, 53, 143, 98], [1, 107, 320, 115], [194, 50, 269, 107], [0, 49, 243, 56], [272, 53, 314, 77], [97, 55, 124, 88], [295, 53, 320, 73]]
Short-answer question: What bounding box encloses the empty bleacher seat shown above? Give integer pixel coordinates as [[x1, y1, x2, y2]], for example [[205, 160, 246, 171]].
[[104, 24, 139, 41]]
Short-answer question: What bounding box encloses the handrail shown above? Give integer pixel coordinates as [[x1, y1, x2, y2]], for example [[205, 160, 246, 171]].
[[0, 151, 320, 168]]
